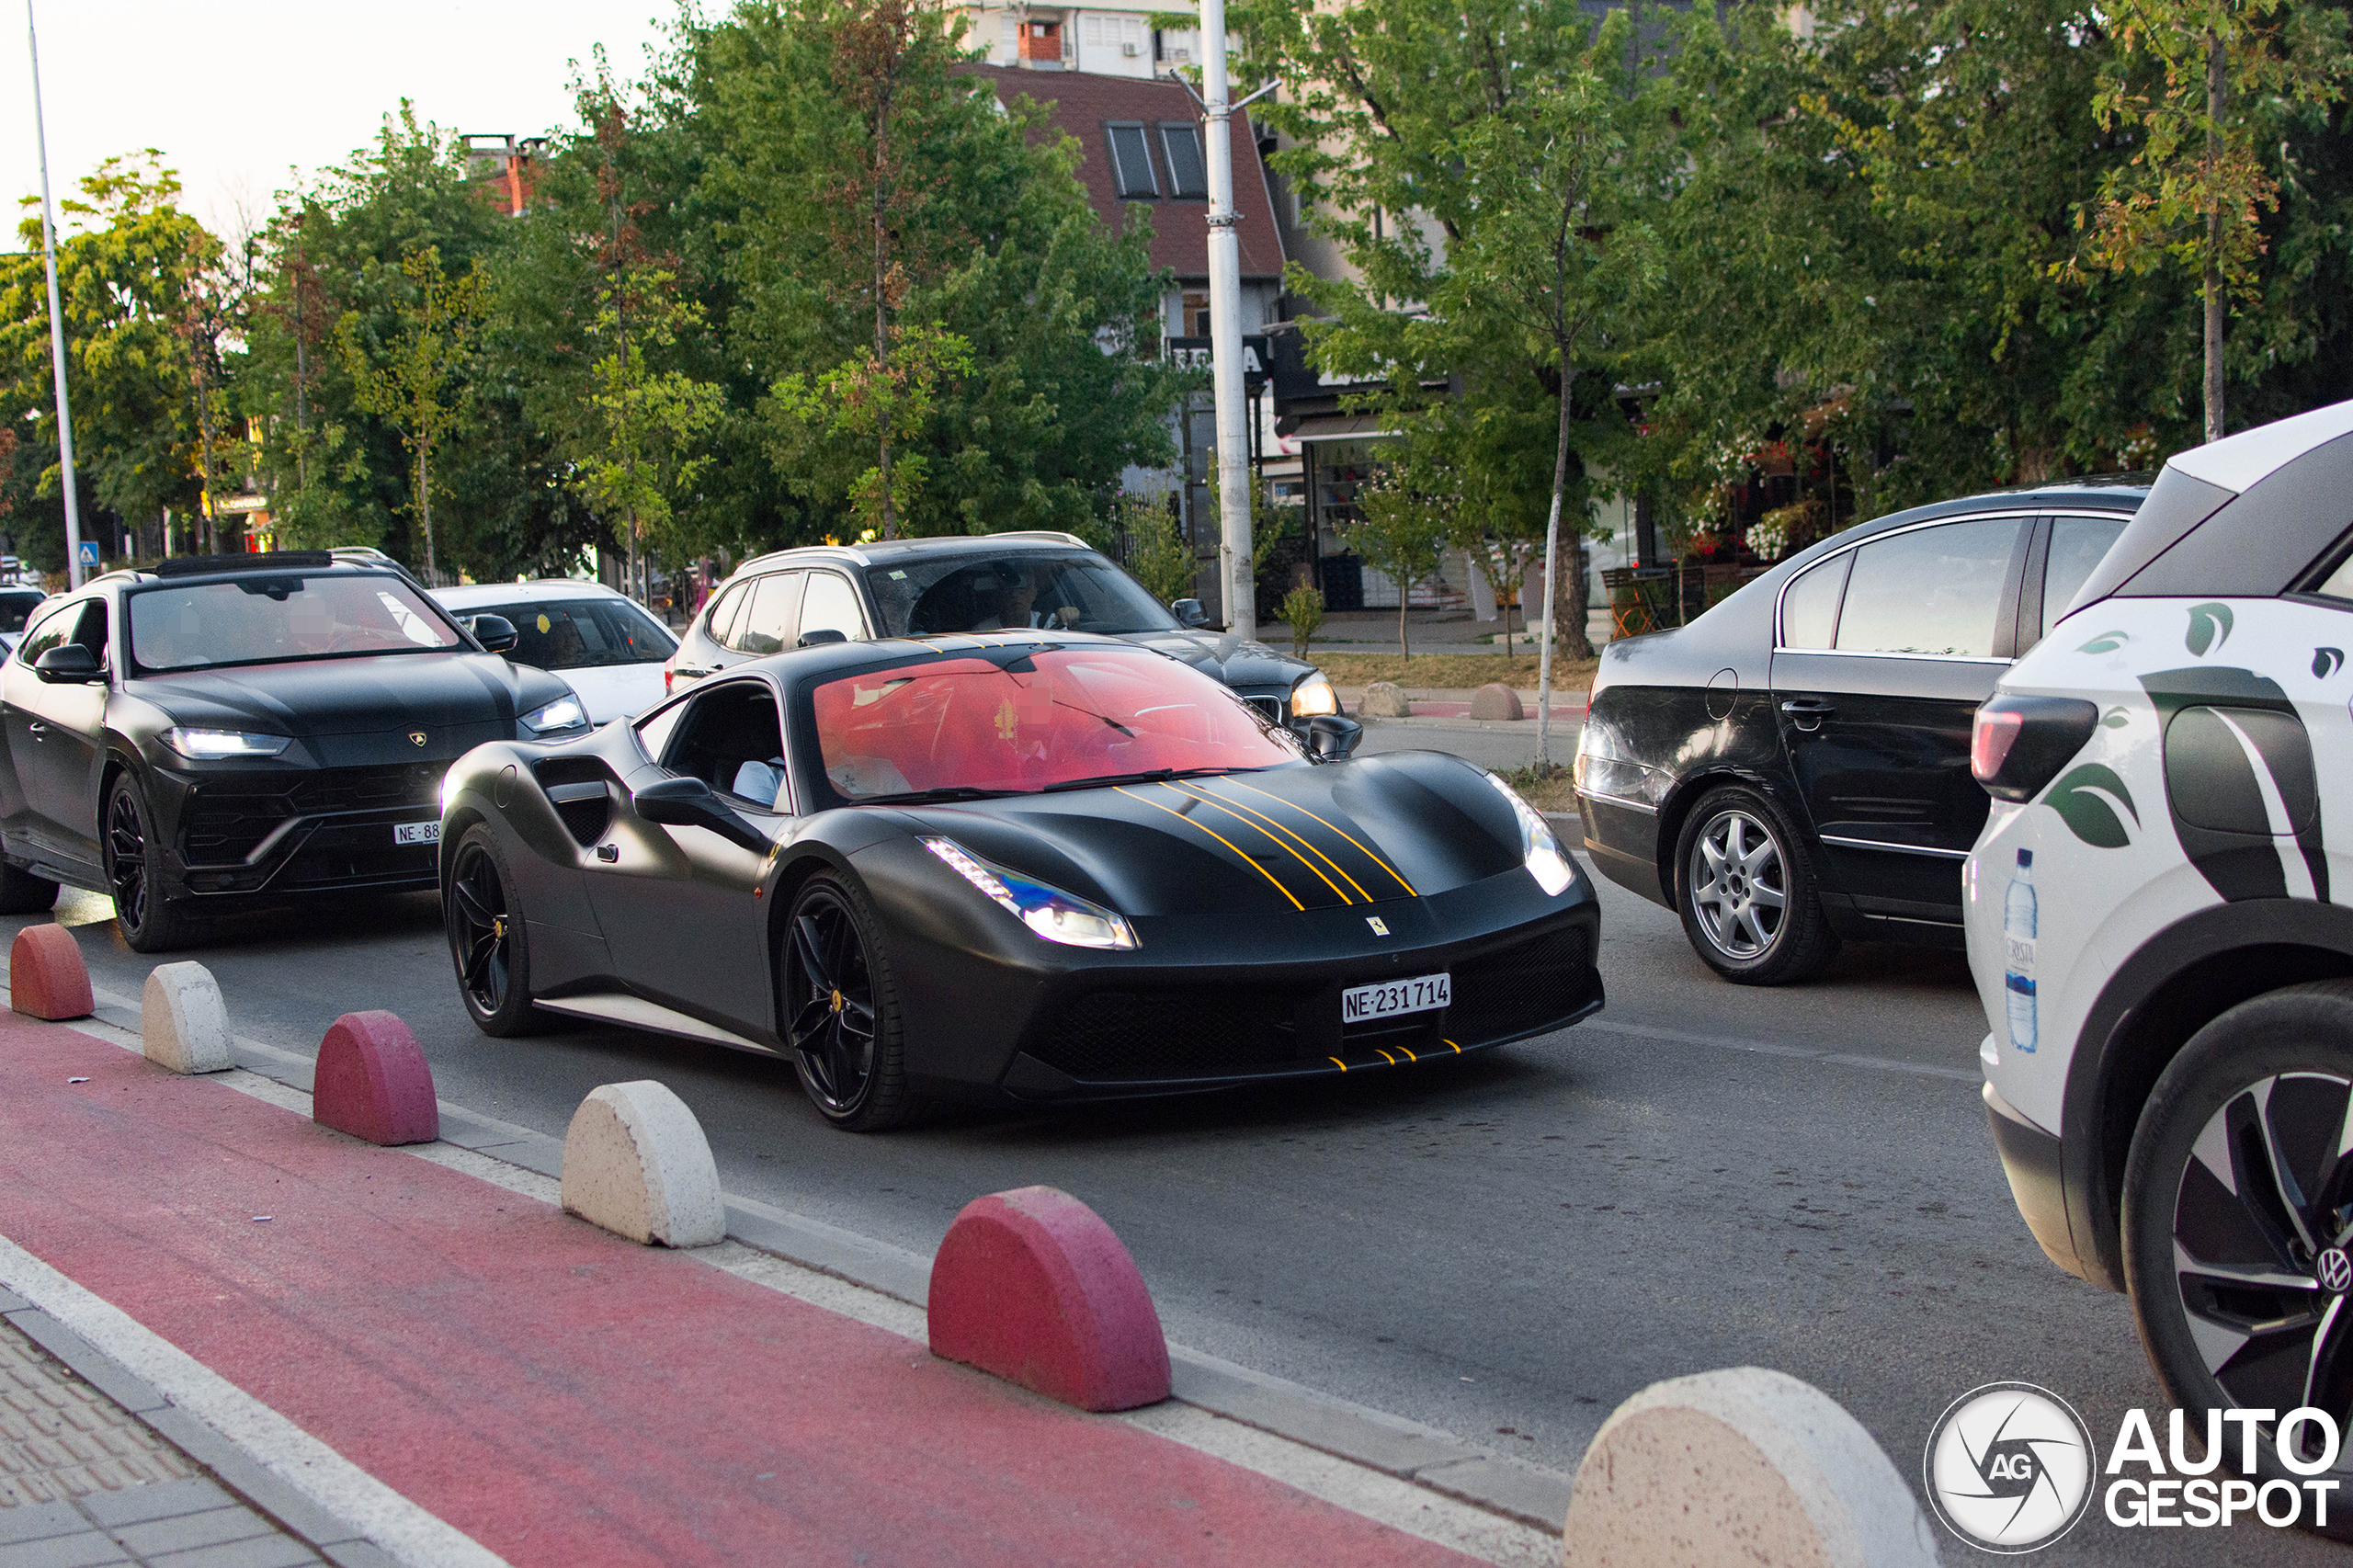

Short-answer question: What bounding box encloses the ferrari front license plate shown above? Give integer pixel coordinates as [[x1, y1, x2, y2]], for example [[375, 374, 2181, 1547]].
[[1342, 972, 1451, 1023], [393, 821, 441, 846]]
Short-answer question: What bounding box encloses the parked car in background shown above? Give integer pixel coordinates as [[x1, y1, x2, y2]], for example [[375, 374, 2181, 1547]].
[[442, 630, 1597, 1130], [0, 587, 49, 653], [664, 533, 1340, 733], [1965, 399, 2353, 1478], [433, 581, 677, 725], [1575, 477, 2147, 983], [0, 550, 582, 950]]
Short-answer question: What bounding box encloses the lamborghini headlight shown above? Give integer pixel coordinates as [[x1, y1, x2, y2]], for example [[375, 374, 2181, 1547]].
[[164, 728, 290, 759], [1289, 673, 1339, 718], [1483, 771, 1576, 897], [519, 695, 589, 738], [923, 837, 1138, 950]]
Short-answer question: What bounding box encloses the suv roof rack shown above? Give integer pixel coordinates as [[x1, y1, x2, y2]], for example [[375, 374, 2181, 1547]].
[[149, 551, 336, 579]]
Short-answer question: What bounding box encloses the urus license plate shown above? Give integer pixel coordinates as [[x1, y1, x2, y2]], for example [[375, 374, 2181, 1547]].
[[1342, 971, 1451, 1023], [394, 821, 441, 846]]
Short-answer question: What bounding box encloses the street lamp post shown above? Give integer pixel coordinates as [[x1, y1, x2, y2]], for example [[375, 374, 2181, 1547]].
[[25, 0, 85, 588], [1199, 0, 1253, 641]]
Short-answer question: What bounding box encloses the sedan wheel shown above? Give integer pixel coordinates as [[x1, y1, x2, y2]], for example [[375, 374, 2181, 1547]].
[[104, 778, 196, 952], [781, 874, 912, 1131], [2127, 983, 2353, 1511], [1673, 786, 1836, 985], [446, 826, 540, 1036]]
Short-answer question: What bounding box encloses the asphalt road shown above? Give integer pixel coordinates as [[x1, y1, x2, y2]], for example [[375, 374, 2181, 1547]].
[[12, 720, 2339, 1563]]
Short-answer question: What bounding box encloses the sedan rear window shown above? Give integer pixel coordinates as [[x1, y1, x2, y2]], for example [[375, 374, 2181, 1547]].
[[811, 646, 1296, 802], [462, 597, 676, 670], [1833, 517, 2026, 658], [129, 574, 461, 673]]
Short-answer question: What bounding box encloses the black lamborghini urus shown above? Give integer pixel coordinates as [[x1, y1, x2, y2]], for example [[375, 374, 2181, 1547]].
[[0, 551, 584, 950]]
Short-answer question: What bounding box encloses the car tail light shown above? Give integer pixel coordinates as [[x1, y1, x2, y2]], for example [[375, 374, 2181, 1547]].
[[1972, 696, 2099, 801]]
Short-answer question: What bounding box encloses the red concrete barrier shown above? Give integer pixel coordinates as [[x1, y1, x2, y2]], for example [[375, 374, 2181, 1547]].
[[313, 1011, 438, 1146], [9, 924, 92, 1021], [1469, 682, 1525, 721], [927, 1185, 1170, 1413]]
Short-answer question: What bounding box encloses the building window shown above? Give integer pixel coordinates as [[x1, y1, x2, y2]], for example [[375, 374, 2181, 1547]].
[[1159, 123, 1208, 199], [1106, 123, 1158, 199], [1181, 290, 1211, 336]]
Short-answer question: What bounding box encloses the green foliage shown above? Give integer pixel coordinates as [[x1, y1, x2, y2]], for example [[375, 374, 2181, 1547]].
[[773, 324, 973, 540], [1115, 494, 1196, 605], [1346, 464, 1451, 659], [0, 155, 222, 559], [334, 244, 484, 576], [1279, 582, 1325, 658]]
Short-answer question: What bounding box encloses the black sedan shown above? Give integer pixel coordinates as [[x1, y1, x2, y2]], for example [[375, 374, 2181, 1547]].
[[441, 631, 1600, 1130], [663, 533, 1343, 732], [0, 551, 585, 950], [1575, 481, 2144, 984]]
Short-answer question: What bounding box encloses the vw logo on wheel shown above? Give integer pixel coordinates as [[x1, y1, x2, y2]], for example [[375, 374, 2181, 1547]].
[[1923, 1382, 2095, 1553], [2319, 1246, 2353, 1294]]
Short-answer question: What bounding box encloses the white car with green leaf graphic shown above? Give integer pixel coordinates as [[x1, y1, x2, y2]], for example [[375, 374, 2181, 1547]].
[[1968, 398, 2353, 1494]]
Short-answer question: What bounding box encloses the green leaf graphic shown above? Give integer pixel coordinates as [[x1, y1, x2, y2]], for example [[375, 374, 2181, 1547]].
[[2100, 707, 2131, 729], [2078, 630, 2130, 654], [2187, 603, 2234, 657], [2317, 647, 2345, 679], [2045, 763, 2140, 849]]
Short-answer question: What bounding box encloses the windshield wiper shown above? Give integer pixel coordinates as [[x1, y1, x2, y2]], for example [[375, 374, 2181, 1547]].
[[855, 785, 1016, 805], [1040, 766, 1260, 793]]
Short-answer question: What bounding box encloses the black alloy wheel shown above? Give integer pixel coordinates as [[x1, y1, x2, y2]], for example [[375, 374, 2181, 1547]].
[[781, 874, 912, 1131], [446, 825, 540, 1037], [104, 777, 196, 953], [1672, 785, 1836, 985], [2125, 982, 2353, 1518]]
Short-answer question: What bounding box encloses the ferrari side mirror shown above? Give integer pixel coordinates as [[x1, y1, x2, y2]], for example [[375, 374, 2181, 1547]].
[[1171, 598, 1210, 629], [1305, 715, 1362, 761], [470, 614, 519, 654], [631, 775, 772, 854], [32, 644, 99, 684]]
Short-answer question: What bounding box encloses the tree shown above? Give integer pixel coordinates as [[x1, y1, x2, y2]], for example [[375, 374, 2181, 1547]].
[[0, 155, 222, 558], [562, 267, 729, 582], [334, 244, 484, 580], [1346, 463, 1450, 659], [1114, 493, 1196, 604], [773, 322, 972, 540], [2079, 0, 2351, 440]]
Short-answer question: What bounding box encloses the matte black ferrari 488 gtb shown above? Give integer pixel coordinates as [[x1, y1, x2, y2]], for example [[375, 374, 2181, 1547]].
[[439, 631, 1602, 1129]]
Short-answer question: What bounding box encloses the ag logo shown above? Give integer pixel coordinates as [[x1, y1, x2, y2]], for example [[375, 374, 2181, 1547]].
[[2320, 1246, 2353, 1294], [1924, 1382, 2093, 1552]]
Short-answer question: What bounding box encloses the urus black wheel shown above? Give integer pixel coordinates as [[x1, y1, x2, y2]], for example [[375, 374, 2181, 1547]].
[[781, 874, 911, 1131], [104, 777, 196, 952], [2125, 982, 2353, 1519], [1672, 785, 1837, 986], [446, 825, 540, 1036]]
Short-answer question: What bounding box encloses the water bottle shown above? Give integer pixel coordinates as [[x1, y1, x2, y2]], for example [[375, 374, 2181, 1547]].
[[2005, 849, 2037, 1053]]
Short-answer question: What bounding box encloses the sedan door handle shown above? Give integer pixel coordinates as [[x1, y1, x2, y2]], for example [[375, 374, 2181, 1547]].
[[1779, 698, 1834, 733]]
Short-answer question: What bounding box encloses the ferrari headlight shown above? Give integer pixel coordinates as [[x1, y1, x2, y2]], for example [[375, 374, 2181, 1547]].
[[923, 837, 1138, 950], [1289, 673, 1339, 718], [1483, 771, 1576, 897], [164, 727, 290, 759], [519, 696, 588, 738]]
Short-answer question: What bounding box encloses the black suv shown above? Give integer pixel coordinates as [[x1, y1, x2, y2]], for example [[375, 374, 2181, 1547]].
[[664, 532, 1338, 729], [0, 551, 582, 950]]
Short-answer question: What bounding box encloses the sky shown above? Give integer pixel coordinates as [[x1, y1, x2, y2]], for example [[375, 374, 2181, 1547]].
[[3, 0, 676, 241]]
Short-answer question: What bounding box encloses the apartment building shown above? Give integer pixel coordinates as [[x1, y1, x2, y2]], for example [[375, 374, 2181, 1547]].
[[961, 1, 1201, 77]]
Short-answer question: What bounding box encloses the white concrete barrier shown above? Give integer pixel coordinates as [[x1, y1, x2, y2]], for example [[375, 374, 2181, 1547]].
[[559, 1081, 724, 1248], [1563, 1367, 1941, 1568], [141, 962, 233, 1074]]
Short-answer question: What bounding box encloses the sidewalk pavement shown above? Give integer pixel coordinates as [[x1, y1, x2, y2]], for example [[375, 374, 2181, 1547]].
[[0, 1009, 1527, 1568]]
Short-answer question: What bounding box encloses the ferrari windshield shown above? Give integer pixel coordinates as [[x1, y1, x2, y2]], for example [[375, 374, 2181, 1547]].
[[812, 645, 1298, 801], [868, 552, 1180, 637], [129, 574, 463, 674]]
